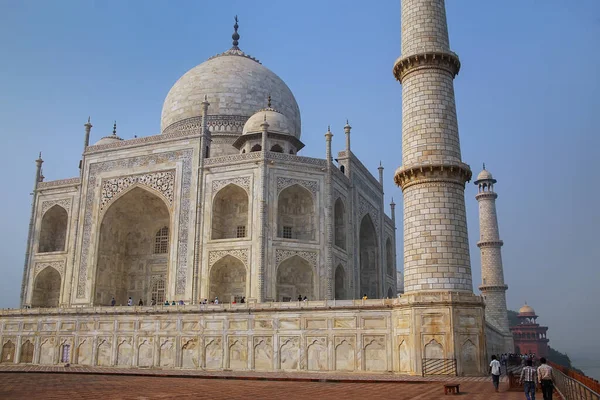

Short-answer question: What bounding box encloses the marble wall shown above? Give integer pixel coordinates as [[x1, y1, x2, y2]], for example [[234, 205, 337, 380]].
[[0, 295, 486, 376]]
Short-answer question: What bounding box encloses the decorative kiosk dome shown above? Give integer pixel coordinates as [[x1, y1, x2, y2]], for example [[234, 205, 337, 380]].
[[243, 107, 295, 136], [234, 99, 304, 155], [518, 304, 536, 316], [160, 17, 301, 156], [94, 122, 123, 146]]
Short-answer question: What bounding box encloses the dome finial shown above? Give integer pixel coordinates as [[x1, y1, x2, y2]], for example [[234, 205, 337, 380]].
[[267, 94, 271, 108], [113, 121, 117, 136], [483, 162, 486, 170], [232, 15, 240, 49]]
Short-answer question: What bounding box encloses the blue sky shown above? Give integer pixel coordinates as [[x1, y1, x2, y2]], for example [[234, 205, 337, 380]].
[[1, 1, 599, 366]]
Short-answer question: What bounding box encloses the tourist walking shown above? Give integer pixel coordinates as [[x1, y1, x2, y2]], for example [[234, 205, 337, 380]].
[[537, 357, 554, 400], [298, 295, 302, 302], [489, 355, 501, 392], [138, 299, 143, 306], [214, 297, 219, 305], [127, 297, 133, 306], [520, 359, 537, 400], [110, 297, 116, 307]]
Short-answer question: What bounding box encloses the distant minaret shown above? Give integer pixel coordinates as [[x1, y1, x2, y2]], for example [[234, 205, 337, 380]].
[[393, 0, 473, 293], [475, 166, 510, 337]]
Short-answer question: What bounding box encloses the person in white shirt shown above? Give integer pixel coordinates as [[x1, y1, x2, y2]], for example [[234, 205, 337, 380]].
[[489, 354, 501, 392], [127, 297, 133, 306], [214, 297, 219, 305]]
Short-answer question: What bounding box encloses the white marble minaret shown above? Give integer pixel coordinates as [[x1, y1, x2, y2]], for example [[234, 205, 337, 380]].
[[393, 0, 473, 293], [475, 166, 513, 351]]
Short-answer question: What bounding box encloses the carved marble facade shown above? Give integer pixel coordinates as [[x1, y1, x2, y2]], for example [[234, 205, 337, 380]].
[[22, 134, 396, 308], [0, 295, 487, 375]]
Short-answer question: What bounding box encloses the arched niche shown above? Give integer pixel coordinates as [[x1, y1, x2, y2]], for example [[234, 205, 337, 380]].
[[386, 238, 394, 276], [209, 255, 246, 303], [277, 185, 314, 241], [31, 267, 61, 307], [359, 214, 379, 299], [334, 198, 346, 249], [270, 144, 283, 153], [334, 265, 346, 300], [250, 144, 262, 152], [211, 184, 249, 240], [38, 205, 68, 252], [1, 341, 15, 363], [94, 187, 170, 306], [276, 255, 313, 301]]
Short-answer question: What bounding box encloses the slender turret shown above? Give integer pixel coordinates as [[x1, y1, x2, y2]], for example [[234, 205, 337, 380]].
[[475, 166, 511, 339], [393, 0, 472, 293]]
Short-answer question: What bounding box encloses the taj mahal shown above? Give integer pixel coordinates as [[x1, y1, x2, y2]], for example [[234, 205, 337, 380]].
[[0, 0, 514, 376]]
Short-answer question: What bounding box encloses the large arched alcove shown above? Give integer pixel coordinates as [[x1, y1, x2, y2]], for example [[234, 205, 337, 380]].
[[276, 255, 314, 301], [386, 238, 394, 276], [38, 205, 68, 252], [359, 214, 379, 299], [95, 187, 170, 306], [209, 255, 246, 303], [334, 198, 346, 249], [277, 185, 314, 241], [334, 265, 346, 300], [31, 267, 61, 307], [211, 184, 249, 240]]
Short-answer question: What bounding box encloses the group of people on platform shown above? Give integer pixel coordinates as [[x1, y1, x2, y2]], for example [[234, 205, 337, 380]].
[[108, 296, 249, 307], [490, 354, 554, 399]]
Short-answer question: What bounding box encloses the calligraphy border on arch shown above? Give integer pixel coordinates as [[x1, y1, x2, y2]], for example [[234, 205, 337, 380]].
[[41, 199, 72, 215], [275, 249, 318, 268], [276, 177, 318, 195], [34, 260, 65, 278], [211, 176, 251, 194], [208, 249, 249, 269], [99, 170, 175, 213], [77, 149, 193, 298], [358, 195, 380, 231]]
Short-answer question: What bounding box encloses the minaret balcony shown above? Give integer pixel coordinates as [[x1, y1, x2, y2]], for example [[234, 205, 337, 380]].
[[477, 239, 504, 248]]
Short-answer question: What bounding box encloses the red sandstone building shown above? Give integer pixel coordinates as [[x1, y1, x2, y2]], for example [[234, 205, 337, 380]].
[[510, 304, 549, 357]]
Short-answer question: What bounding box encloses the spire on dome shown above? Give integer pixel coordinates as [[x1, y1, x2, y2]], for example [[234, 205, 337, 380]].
[[112, 121, 117, 136], [483, 162, 486, 170], [267, 94, 272, 108], [232, 15, 240, 50]]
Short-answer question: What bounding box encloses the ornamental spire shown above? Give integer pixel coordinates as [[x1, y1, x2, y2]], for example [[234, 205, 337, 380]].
[[232, 15, 240, 49], [112, 121, 117, 136]]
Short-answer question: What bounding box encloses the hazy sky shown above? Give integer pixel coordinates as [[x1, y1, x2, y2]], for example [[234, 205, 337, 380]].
[[1, 1, 598, 362]]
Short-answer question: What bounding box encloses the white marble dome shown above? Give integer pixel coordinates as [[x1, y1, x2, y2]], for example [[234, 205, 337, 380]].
[[243, 109, 295, 136], [476, 169, 493, 181], [161, 48, 301, 138]]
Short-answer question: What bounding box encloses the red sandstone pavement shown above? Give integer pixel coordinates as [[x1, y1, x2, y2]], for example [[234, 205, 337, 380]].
[[0, 372, 524, 400], [0, 365, 532, 399]]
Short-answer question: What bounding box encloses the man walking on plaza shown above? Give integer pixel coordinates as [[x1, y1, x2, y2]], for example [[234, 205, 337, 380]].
[[538, 357, 554, 400], [520, 359, 538, 400], [489, 355, 501, 392]]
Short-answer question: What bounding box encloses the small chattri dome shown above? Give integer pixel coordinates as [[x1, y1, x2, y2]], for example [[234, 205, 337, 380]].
[[518, 304, 536, 316], [243, 108, 295, 136], [477, 169, 493, 181], [94, 122, 123, 146]]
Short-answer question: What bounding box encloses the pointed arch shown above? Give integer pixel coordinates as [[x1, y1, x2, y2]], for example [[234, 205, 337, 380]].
[[209, 255, 246, 303], [38, 205, 68, 252], [270, 144, 283, 153], [32, 266, 61, 307], [277, 184, 315, 241], [276, 255, 314, 301], [20, 340, 34, 364], [1, 341, 15, 363], [211, 184, 249, 240], [95, 186, 171, 306], [250, 144, 262, 152], [359, 214, 379, 299], [424, 339, 444, 359], [334, 198, 346, 249]]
